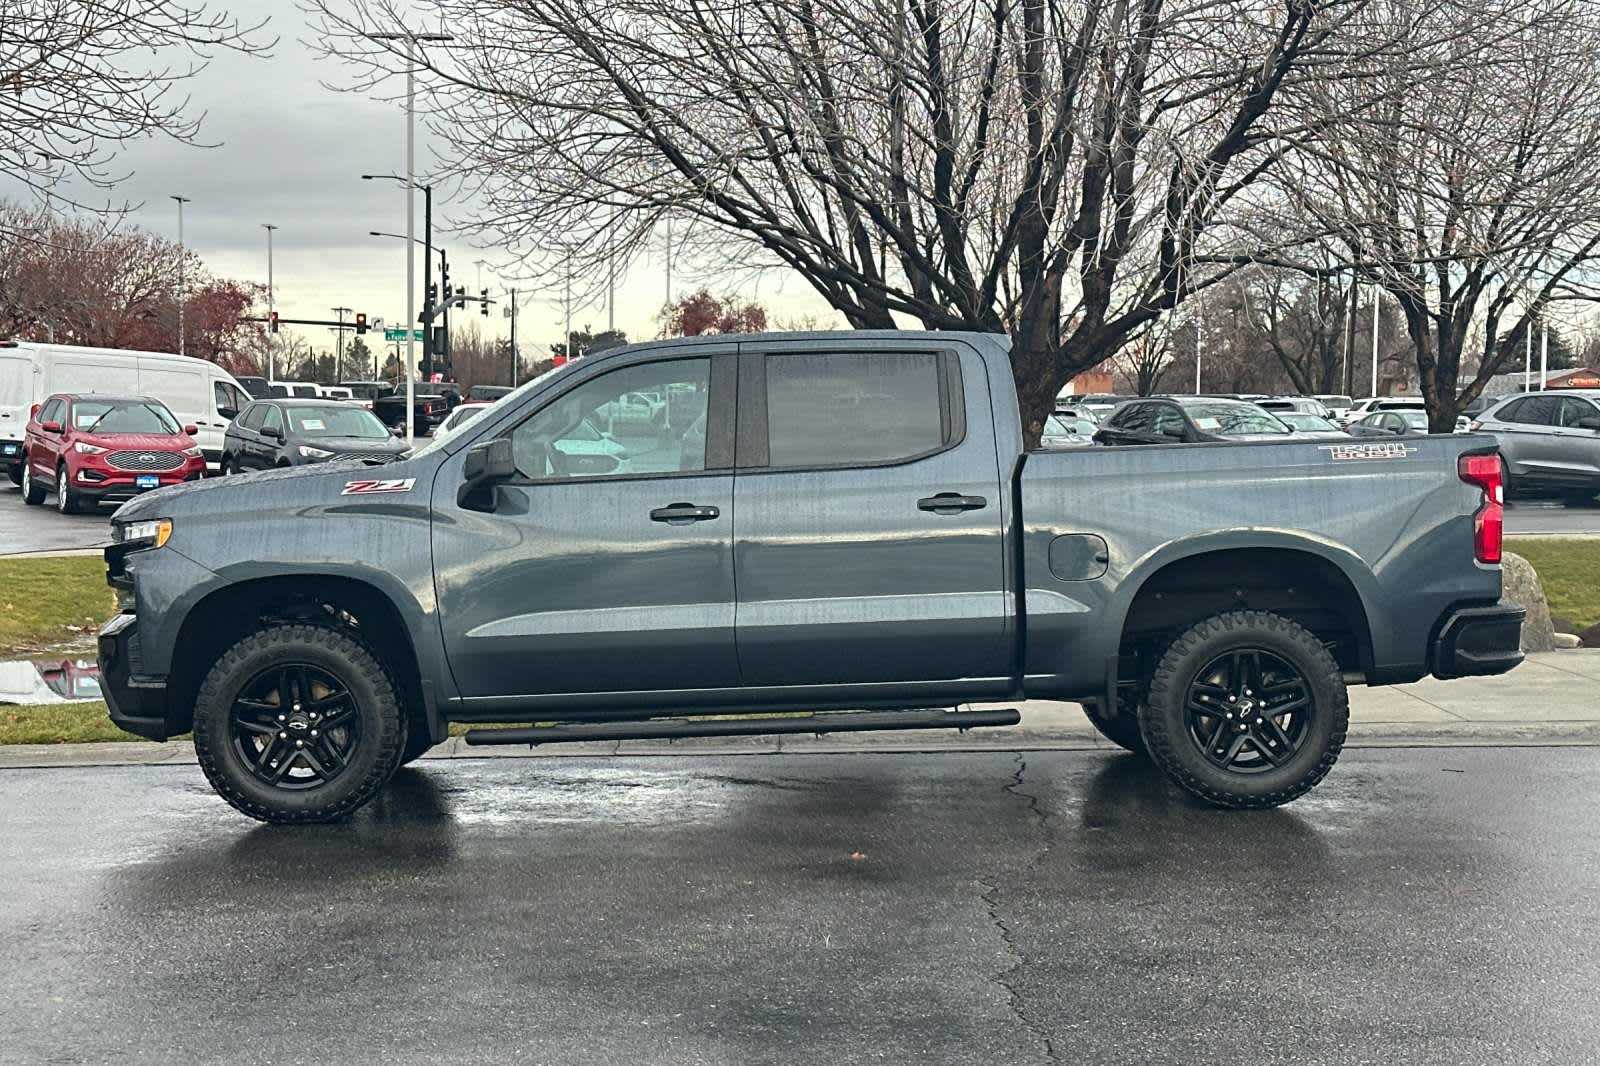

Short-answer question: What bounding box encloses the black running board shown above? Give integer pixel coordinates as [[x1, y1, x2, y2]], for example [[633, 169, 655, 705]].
[[461, 708, 1021, 747]]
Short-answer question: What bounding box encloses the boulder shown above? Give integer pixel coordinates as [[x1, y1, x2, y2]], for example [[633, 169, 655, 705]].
[[1579, 622, 1600, 648], [1500, 551, 1556, 653], [1552, 615, 1578, 635]]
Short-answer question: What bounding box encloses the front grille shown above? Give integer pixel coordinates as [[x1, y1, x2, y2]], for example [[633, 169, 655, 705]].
[[107, 451, 183, 472]]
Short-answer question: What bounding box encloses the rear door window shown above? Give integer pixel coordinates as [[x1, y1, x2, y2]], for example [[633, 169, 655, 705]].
[[1506, 396, 1560, 426], [761, 351, 949, 468]]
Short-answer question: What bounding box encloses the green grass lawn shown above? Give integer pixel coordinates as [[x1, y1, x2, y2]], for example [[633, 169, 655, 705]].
[[0, 556, 114, 656], [0, 701, 130, 745], [1505, 537, 1600, 631]]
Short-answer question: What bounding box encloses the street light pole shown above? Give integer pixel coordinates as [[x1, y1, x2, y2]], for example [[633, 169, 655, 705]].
[[367, 30, 451, 442], [262, 223, 277, 381], [171, 196, 190, 357], [363, 175, 434, 377], [1540, 319, 1549, 391], [1369, 286, 1380, 397]]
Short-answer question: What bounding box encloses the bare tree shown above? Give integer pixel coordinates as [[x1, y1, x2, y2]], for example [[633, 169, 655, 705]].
[[0, 1, 269, 226], [306, 0, 1417, 442], [1112, 323, 1174, 396], [1256, 0, 1600, 429]]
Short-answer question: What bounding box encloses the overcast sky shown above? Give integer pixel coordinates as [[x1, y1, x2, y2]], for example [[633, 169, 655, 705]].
[[3, 0, 836, 353]]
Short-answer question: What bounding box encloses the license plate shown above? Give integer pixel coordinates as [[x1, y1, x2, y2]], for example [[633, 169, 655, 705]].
[[1, 443, 16, 456], [135, 474, 160, 490]]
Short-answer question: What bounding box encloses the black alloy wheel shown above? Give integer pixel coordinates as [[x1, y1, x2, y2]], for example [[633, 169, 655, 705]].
[[1183, 649, 1311, 773], [229, 663, 361, 790]]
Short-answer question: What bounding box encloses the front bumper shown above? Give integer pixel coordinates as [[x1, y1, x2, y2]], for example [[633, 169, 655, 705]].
[[1432, 604, 1526, 679], [97, 613, 171, 740], [73, 468, 202, 506]]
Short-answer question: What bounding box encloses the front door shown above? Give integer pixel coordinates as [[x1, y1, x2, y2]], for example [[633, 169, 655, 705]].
[[433, 351, 740, 701], [731, 341, 1009, 687]]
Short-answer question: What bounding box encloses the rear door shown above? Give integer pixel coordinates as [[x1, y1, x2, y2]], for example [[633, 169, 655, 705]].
[[730, 339, 1008, 687], [1549, 396, 1600, 484], [1495, 395, 1562, 482]]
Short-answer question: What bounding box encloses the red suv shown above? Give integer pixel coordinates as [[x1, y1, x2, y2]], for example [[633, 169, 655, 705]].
[[21, 394, 204, 513]]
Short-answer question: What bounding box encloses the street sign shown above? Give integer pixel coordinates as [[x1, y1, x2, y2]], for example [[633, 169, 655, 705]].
[[384, 328, 424, 342]]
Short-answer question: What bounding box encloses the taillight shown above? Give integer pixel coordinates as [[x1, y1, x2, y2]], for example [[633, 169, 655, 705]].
[[1458, 453, 1503, 563]]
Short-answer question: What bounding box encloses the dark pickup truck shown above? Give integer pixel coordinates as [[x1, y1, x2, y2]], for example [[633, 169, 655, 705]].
[[97, 331, 1523, 823], [372, 383, 458, 434]]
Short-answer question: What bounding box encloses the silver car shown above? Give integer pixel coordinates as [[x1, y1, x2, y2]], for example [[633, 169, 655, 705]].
[[1472, 390, 1600, 501]]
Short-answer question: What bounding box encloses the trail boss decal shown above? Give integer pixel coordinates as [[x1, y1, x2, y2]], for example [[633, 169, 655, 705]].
[[341, 477, 416, 495], [1319, 442, 1417, 461]]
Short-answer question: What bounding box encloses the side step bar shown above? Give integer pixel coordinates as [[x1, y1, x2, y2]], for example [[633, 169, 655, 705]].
[[462, 707, 1021, 747]]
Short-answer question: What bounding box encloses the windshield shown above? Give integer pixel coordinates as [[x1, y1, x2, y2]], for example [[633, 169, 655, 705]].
[[1044, 415, 1096, 436], [411, 360, 581, 458], [1183, 402, 1291, 436], [286, 406, 390, 439], [78, 401, 180, 435], [1279, 412, 1338, 432]]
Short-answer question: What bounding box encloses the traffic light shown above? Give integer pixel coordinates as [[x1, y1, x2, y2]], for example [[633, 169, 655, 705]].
[[480, 289, 489, 316], [268, 311, 279, 334], [354, 312, 368, 335], [455, 285, 465, 308], [426, 282, 438, 306]]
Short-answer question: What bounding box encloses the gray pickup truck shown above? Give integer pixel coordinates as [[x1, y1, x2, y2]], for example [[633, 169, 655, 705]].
[[97, 331, 1523, 823]]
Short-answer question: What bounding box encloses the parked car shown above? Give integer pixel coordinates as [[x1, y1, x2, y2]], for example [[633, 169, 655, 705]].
[[372, 383, 453, 434], [430, 400, 495, 444], [20, 394, 204, 513], [1075, 393, 1131, 418], [1340, 396, 1425, 426], [319, 386, 355, 401], [467, 385, 513, 403], [98, 330, 1520, 824], [1260, 397, 1334, 419], [337, 381, 394, 411], [269, 381, 322, 399], [1040, 413, 1097, 447], [1, 341, 249, 478], [1346, 409, 1431, 437], [1051, 401, 1101, 423], [234, 375, 273, 400], [1469, 391, 1600, 501], [1093, 397, 1294, 445], [1274, 411, 1348, 439], [220, 399, 410, 473], [1312, 394, 1355, 419]]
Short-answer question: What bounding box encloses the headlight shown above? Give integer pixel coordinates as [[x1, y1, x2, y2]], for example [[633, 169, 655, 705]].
[[117, 518, 173, 548], [74, 441, 106, 455], [297, 445, 334, 459], [182, 445, 202, 457]]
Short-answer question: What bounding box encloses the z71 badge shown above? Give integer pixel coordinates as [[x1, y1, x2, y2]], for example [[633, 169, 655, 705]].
[[1319, 442, 1416, 461], [341, 477, 417, 495]]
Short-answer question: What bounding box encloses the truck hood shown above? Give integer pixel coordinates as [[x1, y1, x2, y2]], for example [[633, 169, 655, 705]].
[[110, 455, 428, 523]]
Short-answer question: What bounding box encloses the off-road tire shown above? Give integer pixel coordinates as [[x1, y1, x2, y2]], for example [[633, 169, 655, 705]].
[[1082, 689, 1147, 755], [21, 459, 45, 505], [1139, 609, 1348, 809], [193, 623, 407, 824], [55, 463, 79, 514]]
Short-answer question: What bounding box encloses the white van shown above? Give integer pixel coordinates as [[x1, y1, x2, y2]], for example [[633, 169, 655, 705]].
[[0, 341, 250, 479]]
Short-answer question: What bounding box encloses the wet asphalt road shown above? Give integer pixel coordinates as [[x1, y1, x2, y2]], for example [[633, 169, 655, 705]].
[[2, 748, 1597, 1065]]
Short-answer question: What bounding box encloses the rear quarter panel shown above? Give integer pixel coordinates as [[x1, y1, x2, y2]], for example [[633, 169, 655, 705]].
[[1019, 435, 1502, 696]]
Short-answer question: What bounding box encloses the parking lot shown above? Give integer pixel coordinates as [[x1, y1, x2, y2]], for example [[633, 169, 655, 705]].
[[1, 747, 1596, 1065]]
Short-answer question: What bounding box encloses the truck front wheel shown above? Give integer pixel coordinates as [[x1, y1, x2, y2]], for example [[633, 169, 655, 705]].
[[192, 623, 407, 824], [1139, 610, 1348, 809]]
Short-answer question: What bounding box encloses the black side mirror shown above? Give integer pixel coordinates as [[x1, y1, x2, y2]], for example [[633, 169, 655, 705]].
[[263, 425, 283, 441], [458, 437, 517, 510]]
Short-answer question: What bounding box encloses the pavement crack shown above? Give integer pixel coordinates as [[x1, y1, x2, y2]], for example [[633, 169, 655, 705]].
[[979, 752, 1059, 1064]]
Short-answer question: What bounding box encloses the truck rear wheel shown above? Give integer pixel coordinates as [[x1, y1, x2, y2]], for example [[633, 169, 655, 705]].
[[192, 623, 407, 824], [1139, 610, 1348, 809]]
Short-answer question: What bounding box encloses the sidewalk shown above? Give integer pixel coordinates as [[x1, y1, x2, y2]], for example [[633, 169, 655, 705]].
[[3, 651, 1597, 770]]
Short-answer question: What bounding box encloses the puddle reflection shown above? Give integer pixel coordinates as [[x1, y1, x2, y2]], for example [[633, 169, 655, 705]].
[[0, 657, 101, 704]]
